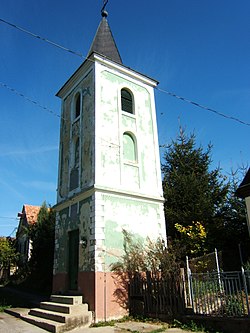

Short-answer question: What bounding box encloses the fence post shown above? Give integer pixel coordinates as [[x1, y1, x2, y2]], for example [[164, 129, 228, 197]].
[[215, 248, 223, 294], [186, 256, 194, 310], [241, 266, 250, 316], [180, 268, 187, 306]]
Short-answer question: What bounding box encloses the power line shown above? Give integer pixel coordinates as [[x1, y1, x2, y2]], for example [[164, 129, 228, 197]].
[[156, 87, 250, 127], [0, 17, 249, 128], [0, 82, 61, 119], [9, 227, 18, 237], [0, 18, 85, 59], [0, 216, 18, 220], [1, 81, 120, 149]]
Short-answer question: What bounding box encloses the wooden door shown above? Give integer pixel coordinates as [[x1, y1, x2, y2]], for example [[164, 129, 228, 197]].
[[68, 229, 79, 290]]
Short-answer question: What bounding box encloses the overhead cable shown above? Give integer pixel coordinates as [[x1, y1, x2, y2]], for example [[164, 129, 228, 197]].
[[0, 18, 85, 59], [156, 87, 250, 127], [0, 17, 249, 128], [0, 82, 61, 119], [0, 81, 120, 149], [0, 216, 18, 220], [8, 227, 18, 237]]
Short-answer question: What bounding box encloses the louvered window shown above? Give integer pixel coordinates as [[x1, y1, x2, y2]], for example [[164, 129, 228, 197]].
[[75, 93, 81, 119], [121, 89, 133, 114], [74, 137, 79, 167]]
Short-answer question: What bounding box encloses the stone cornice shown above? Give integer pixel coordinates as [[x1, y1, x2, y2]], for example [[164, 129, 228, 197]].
[[54, 184, 165, 211]]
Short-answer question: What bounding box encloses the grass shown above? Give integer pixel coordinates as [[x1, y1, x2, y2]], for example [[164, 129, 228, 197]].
[[0, 302, 11, 312], [171, 319, 223, 333], [91, 315, 168, 332], [91, 317, 223, 333]]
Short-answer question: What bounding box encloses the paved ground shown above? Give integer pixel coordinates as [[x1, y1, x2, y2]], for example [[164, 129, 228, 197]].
[[0, 286, 202, 333], [0, 311, 201, 333], [73, 322, 195, 333], [0, 311, 45, 333]]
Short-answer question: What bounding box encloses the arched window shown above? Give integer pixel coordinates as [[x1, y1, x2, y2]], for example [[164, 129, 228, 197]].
[[121, 88, 133, 114], [75, 93, 81, 119], [123, 132, 137, 162]]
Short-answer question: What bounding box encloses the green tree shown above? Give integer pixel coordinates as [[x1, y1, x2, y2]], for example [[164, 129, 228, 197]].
[[208, 168, 250, 267], [162, 128, 229, 256], [175, 221, 207, 257], [28, 202, 55, 291], [0, 237, 18, 282]]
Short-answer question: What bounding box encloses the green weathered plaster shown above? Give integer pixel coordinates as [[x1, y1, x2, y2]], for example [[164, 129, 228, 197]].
[[105, 220, 123, 250], [57, 69, 95, 200], [140, 151, 146, 182], [123, 134, 136, 161], [102, 194, 161, 268], [101, 70, 157, 185], [122, 114, 136, 129], [104, 219, 144, 268], [54, 196, 94, 274], [102, 194, 159, 215]]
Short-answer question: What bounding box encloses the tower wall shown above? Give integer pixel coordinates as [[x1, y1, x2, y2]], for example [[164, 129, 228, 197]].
[[53, 54, 166, 321], [94, 61, 163, 198]]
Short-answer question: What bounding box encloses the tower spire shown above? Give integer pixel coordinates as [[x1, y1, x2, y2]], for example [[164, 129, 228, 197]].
[[87, 0, 122, 64]]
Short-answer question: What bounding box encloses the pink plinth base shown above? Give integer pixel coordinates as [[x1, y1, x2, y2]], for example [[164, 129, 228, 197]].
[[53, 271, 128, 321]]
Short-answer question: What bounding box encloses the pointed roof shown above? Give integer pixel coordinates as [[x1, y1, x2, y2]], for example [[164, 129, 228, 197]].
[[236, 168, 250, 198], [87, 12, 122, 64], [18, 205, 41, 225]]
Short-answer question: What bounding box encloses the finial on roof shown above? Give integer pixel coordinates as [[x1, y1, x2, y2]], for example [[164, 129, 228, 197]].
[[87, 0, 122, 64], [101, 0, 108, 18]]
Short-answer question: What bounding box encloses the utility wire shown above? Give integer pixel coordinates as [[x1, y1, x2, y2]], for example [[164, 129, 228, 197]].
[[8, 227, 18, 237], [0, 82, 61, 119], [0, 216, 18, 220], [0, 17, 249, 128], [0, 81, 120, 148], [156, 87, 250, 127], [0, 18, 85, 59]]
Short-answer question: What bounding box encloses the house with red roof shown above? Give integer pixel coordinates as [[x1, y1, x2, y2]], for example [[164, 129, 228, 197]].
[[16, 204, 41, 265]]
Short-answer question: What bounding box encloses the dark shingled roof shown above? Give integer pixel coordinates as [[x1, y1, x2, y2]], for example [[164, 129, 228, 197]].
[[87, 15, 122, 64], [236, 168, 250, 198]]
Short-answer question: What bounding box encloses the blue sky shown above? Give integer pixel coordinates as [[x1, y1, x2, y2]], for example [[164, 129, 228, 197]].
[[0, 0, 249, 236]]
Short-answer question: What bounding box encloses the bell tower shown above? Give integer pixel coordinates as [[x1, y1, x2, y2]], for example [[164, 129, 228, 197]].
[[53, 7, 166, 321]]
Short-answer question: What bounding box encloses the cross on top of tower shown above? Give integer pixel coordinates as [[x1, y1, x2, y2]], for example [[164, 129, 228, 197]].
[[101, 0, 108, 18]]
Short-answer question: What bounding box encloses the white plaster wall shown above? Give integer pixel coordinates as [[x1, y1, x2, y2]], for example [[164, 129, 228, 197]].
[[54, 57, 166, 278], [94, 61, 163, 200], [94, 190, 166, 272]]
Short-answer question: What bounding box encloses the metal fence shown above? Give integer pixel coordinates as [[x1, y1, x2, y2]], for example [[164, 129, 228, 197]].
[[128, 268, 250, 319], [187, 269, 250, 317]]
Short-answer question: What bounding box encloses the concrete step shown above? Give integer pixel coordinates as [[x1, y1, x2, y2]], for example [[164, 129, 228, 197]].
[[21, 313, 64, 333], [50, 295, 83, 305], [23, 311, 92, 332], [5, 295, 92, 332], [40, 301, 86, 314], [29, 305, 91, 322], [40, 301, 88, 314], [29, 308, 67, 323]]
